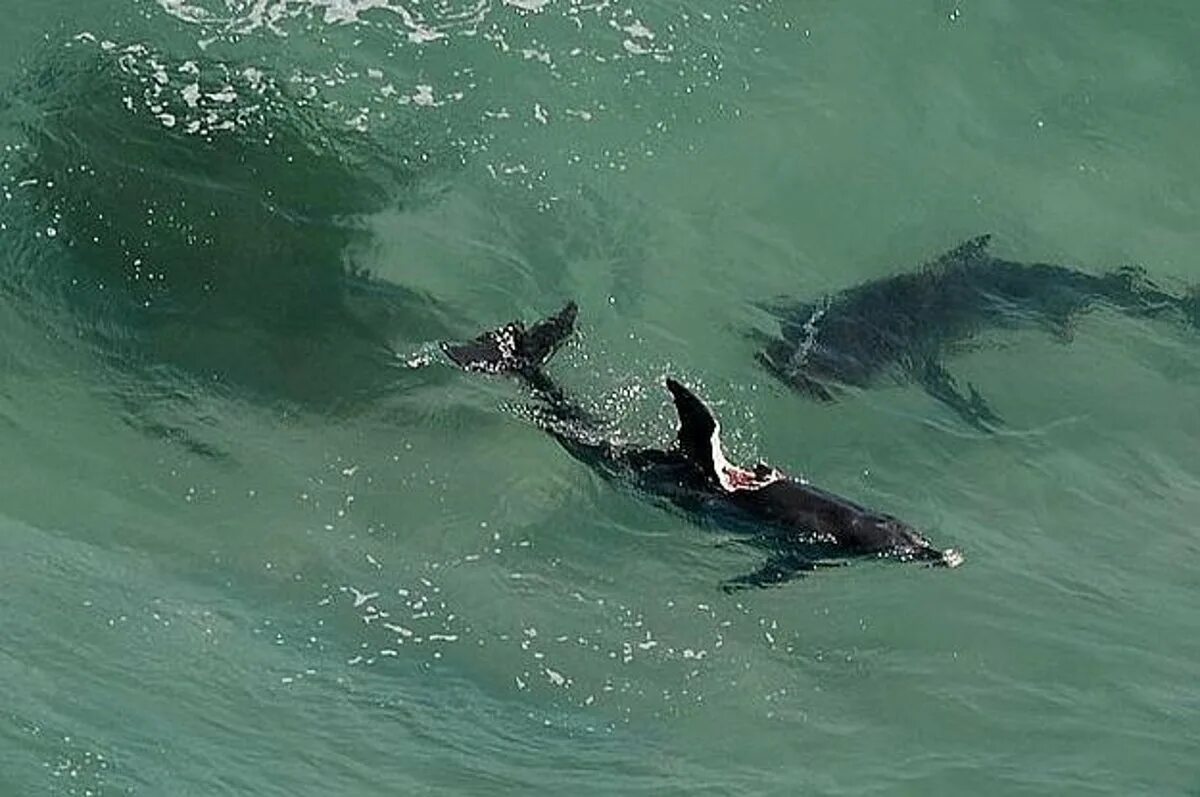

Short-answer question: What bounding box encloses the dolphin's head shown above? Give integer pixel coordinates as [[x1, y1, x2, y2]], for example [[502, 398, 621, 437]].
[[861, 516, 963, 569], [896, 523, 964, 568], [909, 541, 965, 568]]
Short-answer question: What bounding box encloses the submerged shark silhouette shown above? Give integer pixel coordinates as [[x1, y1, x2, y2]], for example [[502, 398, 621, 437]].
[[755, 236, 1199, 429]]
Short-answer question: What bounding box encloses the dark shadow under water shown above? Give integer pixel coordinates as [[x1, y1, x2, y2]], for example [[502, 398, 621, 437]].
[[3, 40, 458, 431], [756, 236, 1200, 429]]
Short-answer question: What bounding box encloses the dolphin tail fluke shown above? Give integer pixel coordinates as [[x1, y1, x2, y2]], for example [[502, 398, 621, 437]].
[[442, 302, 577, 375], [520, 301, 579, 366]]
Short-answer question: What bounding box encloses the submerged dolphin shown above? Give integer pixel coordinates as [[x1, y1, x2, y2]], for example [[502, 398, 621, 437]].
[[755, 236, 1200, 429], [444, 303, 961, 589]]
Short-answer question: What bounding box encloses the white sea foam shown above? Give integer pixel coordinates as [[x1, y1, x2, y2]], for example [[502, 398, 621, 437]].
[[155, 0, 490, 39]]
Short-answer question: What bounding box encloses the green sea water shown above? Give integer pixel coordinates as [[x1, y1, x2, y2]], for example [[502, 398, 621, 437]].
[[2, 1, 1199, 794]]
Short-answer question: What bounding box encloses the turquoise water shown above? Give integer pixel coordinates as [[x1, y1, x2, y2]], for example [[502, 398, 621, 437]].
[[2, 1, 1199, 794]]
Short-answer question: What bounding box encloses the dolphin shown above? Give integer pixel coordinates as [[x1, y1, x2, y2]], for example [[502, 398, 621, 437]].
[[755, 236, 1200, 429], [444, 303, 961, 589]]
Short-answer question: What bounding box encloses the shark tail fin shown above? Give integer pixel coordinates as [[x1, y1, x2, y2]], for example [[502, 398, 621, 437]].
[[1184, 286, 1200, 329], [1095, 267, 1200, 327], [443, 302, 578, 375]]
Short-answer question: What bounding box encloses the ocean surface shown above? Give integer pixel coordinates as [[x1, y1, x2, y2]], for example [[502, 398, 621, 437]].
[[2, 1, 1199, 794]]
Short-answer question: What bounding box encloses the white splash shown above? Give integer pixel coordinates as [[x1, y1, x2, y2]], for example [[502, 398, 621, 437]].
[[348, 587, 379, 607], [154, 0, 489, 40], [504, 0, 551, 11]]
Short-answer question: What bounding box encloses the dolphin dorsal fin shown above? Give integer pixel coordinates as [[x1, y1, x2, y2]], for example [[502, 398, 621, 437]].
[[665, 378, 722, 479], [665, 379, 786, 492]]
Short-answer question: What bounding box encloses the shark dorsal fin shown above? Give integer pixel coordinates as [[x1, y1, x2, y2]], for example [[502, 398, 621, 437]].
[[928, 234, 992, 273]]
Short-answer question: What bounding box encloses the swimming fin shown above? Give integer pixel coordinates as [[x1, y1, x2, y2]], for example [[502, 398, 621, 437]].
[[442, 302, 578, 375]]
